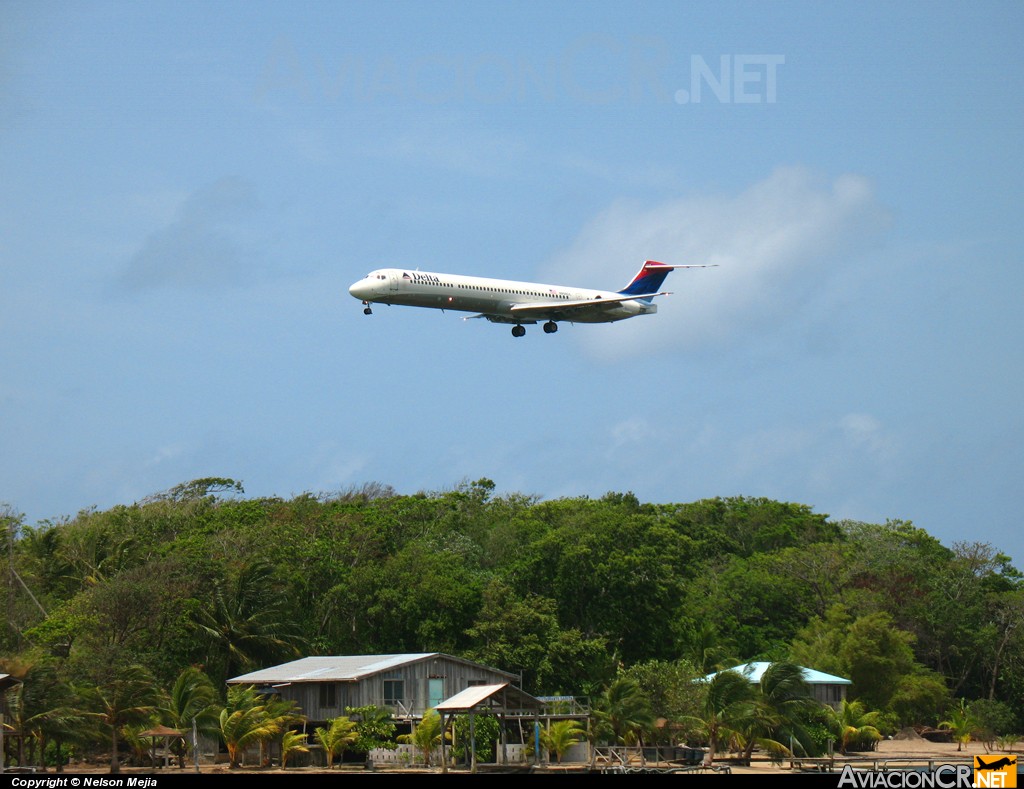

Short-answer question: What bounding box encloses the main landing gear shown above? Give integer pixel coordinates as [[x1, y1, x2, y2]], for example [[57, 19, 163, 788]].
[[511, 321, 558, 337]]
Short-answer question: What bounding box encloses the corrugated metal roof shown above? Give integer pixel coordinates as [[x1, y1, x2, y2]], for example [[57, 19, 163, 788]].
[[435, 683, 509, 711], [704, 661, 852, 685], [434, 683, 543, 713], [227, 653, 440, 684]]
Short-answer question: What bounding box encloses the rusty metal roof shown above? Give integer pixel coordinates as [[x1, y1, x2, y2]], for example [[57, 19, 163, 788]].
[[434, 682, 542, 713]]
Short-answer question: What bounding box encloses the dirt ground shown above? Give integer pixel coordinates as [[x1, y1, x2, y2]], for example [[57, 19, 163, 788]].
[[29, 738, 1022, 776], [726, 737, 1021, 776]]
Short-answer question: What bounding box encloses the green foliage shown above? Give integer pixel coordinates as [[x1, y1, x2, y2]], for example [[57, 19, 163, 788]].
[[280, 730, 310, 768], [830, 698, 884, 754], [592, 677, 655, 745], [192, 560, 307, 685], [398, 709, 448, 767], [79, 663, 161, 773], [464, 578, 609, 694], [315, 715, 358, 768], [888, 672, 951, 728], [541, 719, 586, 763], [1, 476, 1022, 767], [686, 668, 754, 763], [1, 658, 84, 770], [739, 661, 819, 762], [840, 612, 918, 710], [969, 699, 1018, 746], [451, 713, 500, 764], [791, 605, 932, 715], [161, 667, 221, 738], [675, 621, 737, 675], [618, 659, 703, 737], [346, 705, 398, 755], [219, 685, 301, 768], [939, 698, 978, 751]]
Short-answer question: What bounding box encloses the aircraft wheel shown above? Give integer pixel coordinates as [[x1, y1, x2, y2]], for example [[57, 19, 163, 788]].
[[363, 307, 373, 315], [511, 325, 526, 338], [543, 321, 558, 334]]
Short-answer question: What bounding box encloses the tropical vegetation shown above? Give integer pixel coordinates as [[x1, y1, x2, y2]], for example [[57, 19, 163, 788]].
[[398, 708, 448, 766], [0, 477, 1021, 768], [314, 715, 357, 768], [541, 719, 587, 763]]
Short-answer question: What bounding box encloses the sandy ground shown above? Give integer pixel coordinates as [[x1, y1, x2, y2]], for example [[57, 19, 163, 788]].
[[28, 739, 1022, 776], [724, 738, 1021, 776]]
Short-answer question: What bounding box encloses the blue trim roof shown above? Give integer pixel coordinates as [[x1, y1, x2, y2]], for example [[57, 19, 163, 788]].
[[703, 661, 851, 685]]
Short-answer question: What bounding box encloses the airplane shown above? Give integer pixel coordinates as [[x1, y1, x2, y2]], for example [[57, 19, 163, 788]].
[[348, 260, 715, 337], [975, 756, 1016, 771]]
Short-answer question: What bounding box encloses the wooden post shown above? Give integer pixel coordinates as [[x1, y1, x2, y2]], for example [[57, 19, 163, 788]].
[[469, 711, 477, 773], [440, 712, 448, 774]]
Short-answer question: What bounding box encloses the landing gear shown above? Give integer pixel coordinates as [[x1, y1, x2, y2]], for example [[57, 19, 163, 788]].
[[511, 325, 526, 338], [543, 321, 558, 334], [362, 303, 373, 315]]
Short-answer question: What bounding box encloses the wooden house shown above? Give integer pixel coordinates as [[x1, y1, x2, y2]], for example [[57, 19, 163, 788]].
[[227, 653, 519, 724]]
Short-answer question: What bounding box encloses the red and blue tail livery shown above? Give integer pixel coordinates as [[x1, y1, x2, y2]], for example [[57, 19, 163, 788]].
[[618, 260, 681, 302], [349, 259, 716, 338]]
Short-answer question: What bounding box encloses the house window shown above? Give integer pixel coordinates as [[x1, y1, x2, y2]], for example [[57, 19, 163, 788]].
[[383, 679, 404, 705], [320, 684, 337, 708]]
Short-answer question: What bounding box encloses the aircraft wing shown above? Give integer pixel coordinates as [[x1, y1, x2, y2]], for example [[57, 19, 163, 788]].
[[509, 291, 671, 319]]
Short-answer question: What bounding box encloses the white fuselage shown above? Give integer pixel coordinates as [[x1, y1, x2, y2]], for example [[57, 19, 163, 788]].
[[348, 268, 655, 324]]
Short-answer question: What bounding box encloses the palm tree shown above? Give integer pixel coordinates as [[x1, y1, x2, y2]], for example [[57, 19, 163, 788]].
[[686, 669, 754, 764], [592, 678, 654, 745], [681, 621, 737, 674], [80, 664, 160, 774], [739, 662, 817, 764], [398, 709, 448, 767], [831, 699, 883, 754], [281, 730, 310, 769], [541, 719, 586, 763], [158, 667, 222, 767], [3, 681, 83, 772], [280, 732, 307, 769], [218, 685, 296, 768], [939, 699, 978, 752], [315, 716, 358, 769], [192, 561, 306, 683]]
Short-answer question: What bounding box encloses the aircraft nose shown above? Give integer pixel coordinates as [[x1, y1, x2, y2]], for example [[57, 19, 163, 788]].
[[349, 280, 372, 300]]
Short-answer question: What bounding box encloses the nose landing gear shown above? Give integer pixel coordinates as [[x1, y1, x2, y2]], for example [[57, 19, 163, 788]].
[[362, 302, 373, 315]]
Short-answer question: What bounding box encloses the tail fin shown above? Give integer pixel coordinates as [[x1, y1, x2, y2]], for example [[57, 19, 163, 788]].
[[618, 260, 677, 302]]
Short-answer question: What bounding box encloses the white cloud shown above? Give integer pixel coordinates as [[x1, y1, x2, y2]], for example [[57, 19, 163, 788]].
[[120, 177, 261, 291], [731, 425, 817, 479], [606, 415, 656, 455], [144, 443, 186, 469], [839, 413, 893, 458], [542, 167, 890, 358]]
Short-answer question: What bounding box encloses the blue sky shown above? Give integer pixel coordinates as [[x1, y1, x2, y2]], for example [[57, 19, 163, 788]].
[[2, 2, 1022, 566]]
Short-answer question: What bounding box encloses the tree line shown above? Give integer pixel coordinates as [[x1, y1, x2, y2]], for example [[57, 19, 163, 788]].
[[0, 477, 1021, 767]]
